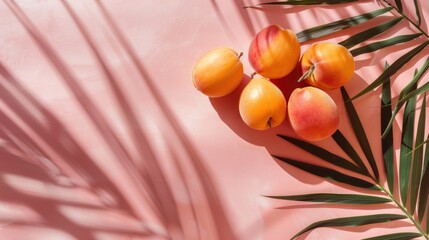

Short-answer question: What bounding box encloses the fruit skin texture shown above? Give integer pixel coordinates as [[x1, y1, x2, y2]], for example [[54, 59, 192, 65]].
[[248, 25, 301, 79], [239, 77, 287, 130], [288, 87, 339, 141], [300, 42, 355, 90], [192, 47, 243, 98]]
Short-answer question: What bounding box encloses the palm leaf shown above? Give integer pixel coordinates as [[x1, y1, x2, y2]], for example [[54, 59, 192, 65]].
[[411, 138, 429, 161], [425, 138, 429, 230], [247, 0, 359, 7], [427, 205, 429, 237], [417, 136, 429, 221], [351, 41, 429, 101], [382, 57, 429, 138], [272, 155, 379, 190], [265, 193, 391, 204], [381, 62, 395, 193], [395, 0, 403, 12], [339, 17, 403, 49], [291, 214, 407, 240], [413, 0, 422, 26], [399, 81, 429, 108], [399, 80, 418, 207], [424, 136, 429, 174], [409, 93, 426, 214], [332, 130, 370, 176], [278, 134, 364, 174], [362, 232, 422, 240], [296, 7, 393, 42], [341, 87, 379, 181], [350, 33, 423, 57]]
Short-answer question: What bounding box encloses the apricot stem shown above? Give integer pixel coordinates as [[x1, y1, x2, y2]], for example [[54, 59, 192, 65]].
[[251, 72, 257, 78], [297, 64, 315, 82], [268, 117, 272, 129], [238, 52, 243, 59]]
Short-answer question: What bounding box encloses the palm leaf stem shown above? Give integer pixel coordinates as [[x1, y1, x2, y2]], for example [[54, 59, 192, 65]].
[[382, 0, 428, 38], [348, 154, 427, 238], [376, 182, 428, 239]]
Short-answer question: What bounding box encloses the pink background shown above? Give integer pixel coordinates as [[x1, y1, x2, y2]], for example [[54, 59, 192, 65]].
[[0, 0, 428, 239]]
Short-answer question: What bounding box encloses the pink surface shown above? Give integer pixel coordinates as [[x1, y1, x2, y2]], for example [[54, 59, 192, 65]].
[[0, 0, 428, 240]]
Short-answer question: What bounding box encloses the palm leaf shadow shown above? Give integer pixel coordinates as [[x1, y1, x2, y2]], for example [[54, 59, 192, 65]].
[[0, 62, 151, 239], [1, 0, 241, 239], [94, 1, 239, 238]]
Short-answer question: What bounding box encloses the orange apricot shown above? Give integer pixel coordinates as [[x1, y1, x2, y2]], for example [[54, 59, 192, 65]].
[[248, 25, 301, 79], [239, 77, 287, 130], [299, 42, 354, 90], [288, 86, 339, 141], [192, 47, 243, 98]]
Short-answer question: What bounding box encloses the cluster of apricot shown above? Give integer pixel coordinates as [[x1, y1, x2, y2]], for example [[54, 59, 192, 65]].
[[192, 25, 355, 141]]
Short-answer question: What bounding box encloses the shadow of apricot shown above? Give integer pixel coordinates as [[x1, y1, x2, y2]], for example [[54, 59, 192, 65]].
[[209, 66, 308, 147]]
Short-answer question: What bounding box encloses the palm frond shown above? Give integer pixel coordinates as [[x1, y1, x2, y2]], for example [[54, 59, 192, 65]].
[[398, 81, 429, 110], [273, 155, 379, 189], [362, 232, 422, 240], [245, 0, 429, 239], [339, 17, 403, 49], [296, 7, 393, 42], [395, 0, 403, 13], [409, 93, 426, 214], [399, 78, 418, 207], [332, 130, 370, 176], [265, 193, 391, 204], [351, 41, 429, 101], [381, 62, 395, 193], [413, 0, 422, 26], [278, 134, 364, 174], [416, 135, 428, 221], [291, 214, 407, 240], [341, 87, 379, 181], [350, 33, 423, 57], [423, 139, 429, 225], [382, 57, 429, 138], [247, 0, 359, 7]]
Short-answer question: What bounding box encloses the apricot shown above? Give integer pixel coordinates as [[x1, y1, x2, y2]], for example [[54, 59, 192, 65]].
[[239, 77, 287, 130], [299, 42, 354, 90], [248, 25, 301, 79], [288, 86, 339, 141], [192, 47, 243, 98]]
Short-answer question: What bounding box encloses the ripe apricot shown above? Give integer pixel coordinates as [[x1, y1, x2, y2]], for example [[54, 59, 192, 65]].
[[288, 87, 339, 141], [192, 47, 243, 98], [239, 77, 287, 130], [248, 25, 301, 79], [299, 42, 354, 90]]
